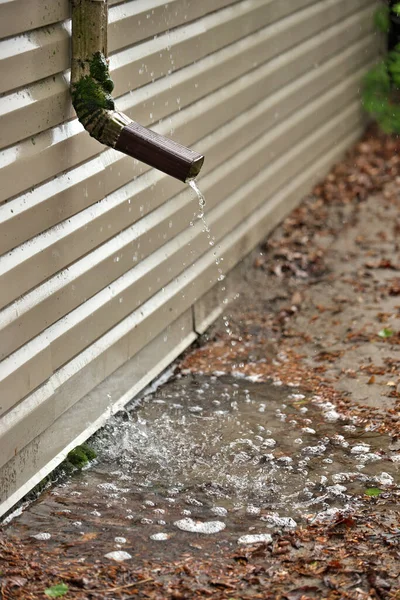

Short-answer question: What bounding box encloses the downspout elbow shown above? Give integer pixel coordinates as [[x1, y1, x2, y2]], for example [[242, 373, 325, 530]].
[[70, 0, 204, 183]]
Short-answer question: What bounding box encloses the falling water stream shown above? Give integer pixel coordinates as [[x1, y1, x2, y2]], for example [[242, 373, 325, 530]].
[[189, 179, 229, 333], [189, 179, 214, 247]]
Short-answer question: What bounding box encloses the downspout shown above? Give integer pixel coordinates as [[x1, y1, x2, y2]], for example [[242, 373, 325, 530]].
[[70, 0, 204, 183]]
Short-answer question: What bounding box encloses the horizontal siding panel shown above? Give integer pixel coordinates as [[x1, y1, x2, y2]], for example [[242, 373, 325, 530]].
[[0, 0, 241, 94], [0, 0, 122, 40], [0, 0, 373, 197], [0, 35, 376, 361], [0, 5, 374, 261], [0, 309, 196, 516], [0, 109, 364, 472], [0, 39, 374, 319], [0, 0, 372, 151]]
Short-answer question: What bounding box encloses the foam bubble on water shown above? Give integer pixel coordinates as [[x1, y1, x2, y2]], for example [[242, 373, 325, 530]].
[[97, 482, 121, 492], [301, 427, 316, 435], [351, 444, 370, 454], [324, 409, 340, 422], [343, 424, 357, 432], [262, 439, 276, 448], [326, 484, 347, 496], [374, 472, 394, 487], [356, 453, 382, 464], [104, 551, 132, 561], [150, 532, 170, 541], [31, 532, 51, 540], [174, 518, 226, 534], [332, 472, 368, 484], [246, 505, 261, 515], [211, 506, 228, 517], [302, 443, 326, 456], [237, 533, 272, 545], [246, 374, 263, 382], [331, 434, 349, 448], [186, 497, 203, 506], [312, 507, 342, 524], [260, 515, 297, 528], [276, 456, 293, 465]]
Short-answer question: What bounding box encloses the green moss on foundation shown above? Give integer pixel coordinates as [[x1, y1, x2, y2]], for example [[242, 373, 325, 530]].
[[2, 444, 97, 521], [67, 444, 97, 469]]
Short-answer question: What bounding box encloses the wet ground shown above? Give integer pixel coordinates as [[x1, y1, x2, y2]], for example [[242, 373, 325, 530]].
[[4, 376, 399, 565], [1, 128, 400, 598]]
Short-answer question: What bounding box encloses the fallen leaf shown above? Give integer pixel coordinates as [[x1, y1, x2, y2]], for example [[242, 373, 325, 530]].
[[44, 583, 69, 597], [79, 532, 98, 542], [378, 328, 394, 338], [3, 577, 27, 588], [285, 585, 321, 600], [365, 487, 383, 497]]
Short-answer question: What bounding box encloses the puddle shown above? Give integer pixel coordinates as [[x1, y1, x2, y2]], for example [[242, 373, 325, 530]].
[[4, 375, 399, 561]]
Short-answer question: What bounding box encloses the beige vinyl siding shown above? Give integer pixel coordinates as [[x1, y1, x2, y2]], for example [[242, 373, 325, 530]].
[[0, 0, 377, 516]]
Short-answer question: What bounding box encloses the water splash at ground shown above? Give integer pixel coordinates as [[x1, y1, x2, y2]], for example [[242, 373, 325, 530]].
[[4, 376, 398, 561], [93, 375, 398, 518]]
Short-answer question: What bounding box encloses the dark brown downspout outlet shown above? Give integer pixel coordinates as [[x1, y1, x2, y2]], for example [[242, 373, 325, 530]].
[[70, 0, 204, 183]]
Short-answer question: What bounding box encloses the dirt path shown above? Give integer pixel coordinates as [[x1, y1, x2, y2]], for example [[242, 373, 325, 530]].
[[1, 127, 400, 599]]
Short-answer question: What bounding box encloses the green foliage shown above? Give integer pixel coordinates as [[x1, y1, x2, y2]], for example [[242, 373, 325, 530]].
[[45, 583, 69, 597], [393, 3, 400, 15], [362, 3, 400, 133], [374, 4, 390, 32]]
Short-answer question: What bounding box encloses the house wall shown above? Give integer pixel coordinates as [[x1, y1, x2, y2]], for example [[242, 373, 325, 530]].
[[0, 0, 378, 516]]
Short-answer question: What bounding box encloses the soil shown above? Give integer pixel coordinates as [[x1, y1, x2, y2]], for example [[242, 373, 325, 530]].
[[1, 126, 400, 599]]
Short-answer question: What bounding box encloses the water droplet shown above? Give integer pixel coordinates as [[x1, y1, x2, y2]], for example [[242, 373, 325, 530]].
[[150, 532, 170, 541]]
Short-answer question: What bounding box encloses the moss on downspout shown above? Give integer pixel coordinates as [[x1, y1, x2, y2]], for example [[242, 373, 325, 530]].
[[70, 0, 204, 182], [71, 0, 130, 147]]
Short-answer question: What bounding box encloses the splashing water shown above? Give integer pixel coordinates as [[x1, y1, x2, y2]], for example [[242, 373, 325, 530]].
[[4, 376, 399, 559], [189, 180, 212, 242], [92, 376, 398, 517]]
